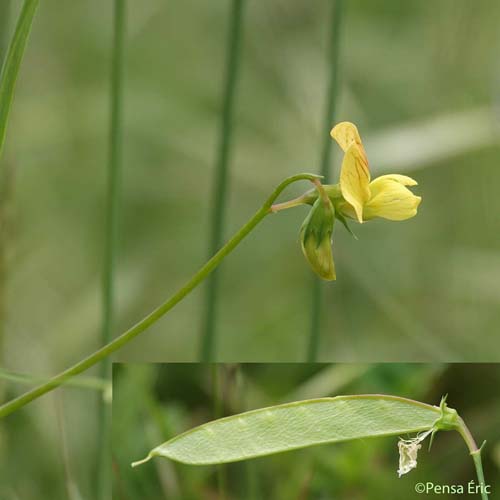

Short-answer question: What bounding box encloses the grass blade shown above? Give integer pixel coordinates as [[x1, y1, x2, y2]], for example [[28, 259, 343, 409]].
[[308, 0, 343, 362], [133, 395, 440, 466], [0, 2, 11, 62], [0, 0, 37, 406], [200, 0, 245, 362], [212, 366, 228, 499], [0, 0, 11, 403], [0, 368, 110, 393], [97, 1, 126, 498], [0, 0, 39, 162]]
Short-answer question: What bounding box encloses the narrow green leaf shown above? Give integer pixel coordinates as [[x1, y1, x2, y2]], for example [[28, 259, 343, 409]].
[[0, 0, 39, 162], [200, 0, 246, 362], [336, 211, 358, 240], [133, 395, 440, 466]]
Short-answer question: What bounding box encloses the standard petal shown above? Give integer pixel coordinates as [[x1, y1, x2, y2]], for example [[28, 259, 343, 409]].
[[339, 144, 371, 223], [330, 121, 369, 166], [364, 177, 421, 221], [330, 121, 361, 151]]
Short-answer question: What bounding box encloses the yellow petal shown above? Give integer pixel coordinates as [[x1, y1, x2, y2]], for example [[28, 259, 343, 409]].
[[330, 121, 369, 166], [364, 176, 421, 221], [339, 144, 371, 223], [369, 174, 418, 190]]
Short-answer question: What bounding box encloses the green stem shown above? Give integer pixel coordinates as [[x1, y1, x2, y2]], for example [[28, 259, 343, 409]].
[[97, 1, 126, 498], [200, 0, 246, 362], [0, 0, 11, 403], [0, 0, 39, 162], [0, 173, 318, 419], [0, 0, 38, 410], [270, 194, 312, 213], [457, 417, 489, 500], [308, 0, 343, 362], [471, 451, 488, 500], [0, 368, 110, 393], [212, 366, 227, 500], [55, 396, 81, 500], [0, 2, 11, 60], [235, 366, 259, 500]]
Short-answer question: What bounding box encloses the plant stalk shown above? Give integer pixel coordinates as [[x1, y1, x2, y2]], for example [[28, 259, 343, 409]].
[[308, 0, 343, 362], [457, 417, 489, 500], [97, 1, 126, 498], [212, 365, 228, 500], [0, 0, 38, 413], [0, 0, 39, 162], [0, 173, 318, 419], [0, 0, 11, 404], [0, 2, 11, 58], [200, 0, 246, 362], [0, 368, 110, 392], [270, 194, 311, 213]]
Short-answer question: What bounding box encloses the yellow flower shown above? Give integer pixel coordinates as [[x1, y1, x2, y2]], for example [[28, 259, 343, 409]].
[[280, 122, 422, 281], [331, 122, 421, 223]]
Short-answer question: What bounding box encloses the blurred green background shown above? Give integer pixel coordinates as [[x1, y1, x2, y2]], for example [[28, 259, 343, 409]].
[[113, 363, 500, 499], [1, 0, 500, 498], [2, 0, 500, 367]]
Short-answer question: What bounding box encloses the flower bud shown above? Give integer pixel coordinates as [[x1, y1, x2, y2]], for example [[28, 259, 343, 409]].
[[300, 196, 336, 281]]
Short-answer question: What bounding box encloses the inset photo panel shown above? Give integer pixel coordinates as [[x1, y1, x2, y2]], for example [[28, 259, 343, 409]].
[[112, 363, 499, 499]]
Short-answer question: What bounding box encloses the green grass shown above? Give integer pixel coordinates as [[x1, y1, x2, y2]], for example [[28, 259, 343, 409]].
[[0, 0, 11, 401], [0, 0, 39, 162], [308, 0, 344, 362], [200, 0, 246, 362], [97, 1, 127, 498]]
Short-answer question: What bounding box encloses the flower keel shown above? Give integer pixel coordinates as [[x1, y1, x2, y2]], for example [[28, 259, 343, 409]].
[[364, 175, 422, 221]]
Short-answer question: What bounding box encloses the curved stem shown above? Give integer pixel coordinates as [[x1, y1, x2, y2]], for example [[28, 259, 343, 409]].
[[0, 173, 319, 419], [270, 195, 310, 213], [457, 417, 489, 500]]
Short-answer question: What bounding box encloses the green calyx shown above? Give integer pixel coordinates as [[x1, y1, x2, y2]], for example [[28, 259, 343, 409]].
[[426, 396, 460, 451], [301, 183, 357, 231], [301, 184, 343, 207], [434, 396, 460, 432]]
